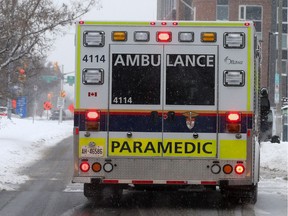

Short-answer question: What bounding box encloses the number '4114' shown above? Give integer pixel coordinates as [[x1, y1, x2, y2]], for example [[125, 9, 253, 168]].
[[82, 55, 106, 63]]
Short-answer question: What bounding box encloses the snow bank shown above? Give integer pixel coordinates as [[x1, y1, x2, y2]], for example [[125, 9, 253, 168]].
[[261, 141, 288, 173], [0, 117, 73, 190]]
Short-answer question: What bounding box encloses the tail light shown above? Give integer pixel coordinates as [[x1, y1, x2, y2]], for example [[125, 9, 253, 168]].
[[86, 110, 100, 120], [92, 162, 102, 172], [235, 164, 245, 175], [223, 164, 233, 174], [226, 112, 241, 122], [226, 112, 241, 133], [80, 161, 90, 172], [85, 110, 100, 131]]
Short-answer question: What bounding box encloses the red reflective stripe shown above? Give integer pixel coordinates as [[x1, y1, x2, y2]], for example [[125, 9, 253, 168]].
[[166, 181, 187, 185], [132, 180, 153, 184], [103, 179, 119, 184], [101, 179, 217, 185], [201, 181, 217, 185]]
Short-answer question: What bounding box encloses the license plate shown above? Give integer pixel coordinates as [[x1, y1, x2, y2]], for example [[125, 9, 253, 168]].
[[81, 145, 103, 157]]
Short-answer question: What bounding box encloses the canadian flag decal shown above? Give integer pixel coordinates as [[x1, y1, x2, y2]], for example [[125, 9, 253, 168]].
[[88, 92, 97, 97]]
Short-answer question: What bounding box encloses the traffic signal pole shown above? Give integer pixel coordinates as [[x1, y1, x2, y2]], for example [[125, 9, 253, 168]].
[[59, 64, 64, 124]]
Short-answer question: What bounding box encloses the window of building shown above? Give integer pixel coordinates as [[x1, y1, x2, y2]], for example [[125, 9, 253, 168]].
[[276, 5, 288, 60], [239, 5, 263, 40], [217, 0, 229, 20]]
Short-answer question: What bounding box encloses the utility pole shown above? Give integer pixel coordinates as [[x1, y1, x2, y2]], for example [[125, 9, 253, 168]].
[[275, 0, 283, 140], [59, 64, 64, 124]]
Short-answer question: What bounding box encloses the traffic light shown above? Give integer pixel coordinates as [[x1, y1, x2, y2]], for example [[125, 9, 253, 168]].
[[47, 93, 53, 100], [53, 62, 59, 72], [60, 90, 66, 98], [19, 68, 25, 74], [18, 74, 26, 82]]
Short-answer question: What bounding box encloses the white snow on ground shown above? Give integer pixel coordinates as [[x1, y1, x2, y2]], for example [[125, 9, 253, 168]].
[[260, 141, 288, 172], [0, 116, 287, 192], [0, 116, 73, 190]]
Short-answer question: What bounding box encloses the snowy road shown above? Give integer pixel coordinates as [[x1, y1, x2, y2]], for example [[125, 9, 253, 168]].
[[0, 135, 287, 216]]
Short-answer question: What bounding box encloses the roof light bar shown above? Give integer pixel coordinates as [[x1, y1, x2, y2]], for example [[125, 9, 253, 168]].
[[157, 32, 172, 42], [112, 31, 127, 41], [179, 32, 194, 42], [134, 31, 150, 42], [201, 32, 217, 42]]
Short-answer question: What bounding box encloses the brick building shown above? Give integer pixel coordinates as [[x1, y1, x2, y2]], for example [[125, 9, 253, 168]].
[[157, 0, 288, 106]]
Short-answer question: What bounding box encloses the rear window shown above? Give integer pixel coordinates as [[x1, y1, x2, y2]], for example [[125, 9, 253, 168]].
[[165, 54, 215, 105], [112, 54, 161, 105]]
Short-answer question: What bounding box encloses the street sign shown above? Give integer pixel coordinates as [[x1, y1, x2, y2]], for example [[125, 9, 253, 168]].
[[57, 97, 65, 108], [16, 96, 27, 118], [43, 101, 52, 110], [40, 75, 58, 83], [275, 73, 280, 104], [66, 76, 75, 86]]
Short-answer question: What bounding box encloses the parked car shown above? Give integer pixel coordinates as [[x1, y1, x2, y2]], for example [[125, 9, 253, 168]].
[[0, 106, 8, 117], [49, 109, 73, 120], [49, 110, 66, 120]]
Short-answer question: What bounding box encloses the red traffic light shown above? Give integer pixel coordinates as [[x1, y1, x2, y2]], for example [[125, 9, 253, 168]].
[[19, 68, 25, 74]]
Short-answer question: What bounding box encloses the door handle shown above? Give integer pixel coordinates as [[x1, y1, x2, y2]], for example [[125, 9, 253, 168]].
[[151, 111, 159, 122], [167, 111, 175, 120]]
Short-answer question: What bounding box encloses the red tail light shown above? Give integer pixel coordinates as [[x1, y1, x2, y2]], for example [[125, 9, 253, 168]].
[[226, 112, 241, 133], [80, 162, 90, 172], [226, 112, 241, 122], [85, 110, 100, 131], [235, 164, 245, 175], [157, 32, 172, 42], [86, 110, 100, 121]]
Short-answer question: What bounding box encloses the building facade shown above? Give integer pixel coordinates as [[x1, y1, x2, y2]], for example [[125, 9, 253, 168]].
[[157, 0, 288, 106]]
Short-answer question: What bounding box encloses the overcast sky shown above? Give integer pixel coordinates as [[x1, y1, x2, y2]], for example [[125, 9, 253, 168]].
[[47, 0, 157, 74]]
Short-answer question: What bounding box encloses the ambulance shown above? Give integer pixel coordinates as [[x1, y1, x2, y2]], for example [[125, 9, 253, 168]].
[[73, 20, 268, 204]]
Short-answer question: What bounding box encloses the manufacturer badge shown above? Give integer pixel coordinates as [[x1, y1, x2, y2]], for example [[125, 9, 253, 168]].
[[183, 111, 198, 130]]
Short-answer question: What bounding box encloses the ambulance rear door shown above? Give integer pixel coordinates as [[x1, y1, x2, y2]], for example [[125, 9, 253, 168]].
[[163, 45, 219, 158], [109, 44, 163, 157]]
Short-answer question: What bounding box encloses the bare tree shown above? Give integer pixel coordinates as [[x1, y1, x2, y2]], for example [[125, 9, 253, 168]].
[[0, 0, 97, 71]]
